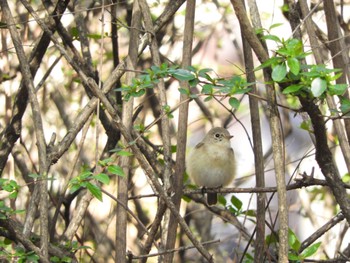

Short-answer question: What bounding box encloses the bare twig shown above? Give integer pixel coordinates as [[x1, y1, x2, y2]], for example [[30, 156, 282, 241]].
[[2, 0, 50, 258]]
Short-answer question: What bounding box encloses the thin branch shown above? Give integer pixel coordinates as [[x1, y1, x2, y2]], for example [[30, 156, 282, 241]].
[[3, 0, 49, 258], [87, 77, 214, 262]]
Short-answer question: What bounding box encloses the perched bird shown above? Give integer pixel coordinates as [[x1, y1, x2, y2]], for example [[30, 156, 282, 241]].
[[187, 127, 236, 206]]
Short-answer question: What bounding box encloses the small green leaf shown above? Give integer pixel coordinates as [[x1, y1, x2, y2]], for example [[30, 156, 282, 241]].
[[254, 56, 281, 71], [171, 145, 177, 153], [107, 165, 125, 177], [98, 158, 113, 166], [189, 78, 199, 87], [229, 97, 240, 109], [204, 96, 213, 102], [269, 23, 284, 30], [287, 57, 300, 75], [288, 252, 301, 260], [198, 68, 214, 78], [70, 27, 79, 39], [342, 173, 350, 183], [282, 84, 303, 94], [243, 209, 256, 217], [93, 173, 110, 185], [116, 150, 133, 157], [86, 182, 102, 201], [181, 195, 192, 203], [178, 88, 190, 95], [340, 97, 350, 114], [328, 84, 348, 96], [300, 242, 321, 258], [201, 84, 213, 94], [285, 38, 303, 56], [28, 173, 40, 179], [218, 195, 227, 206], [230, 195, 243, 210], [168, 69, 195, 81], [288, 228, 301, 251], [69, 184, 81, 194], [8, 191, 18, 199], [261, 34, 281, 43], [311, 77, 327, 97], [272, 64, 287, 82]]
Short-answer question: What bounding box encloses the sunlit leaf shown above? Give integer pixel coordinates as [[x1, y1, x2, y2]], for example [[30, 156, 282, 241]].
[[261, 34, 281, 43], [269, 23, 284, 30], [230, 194, 243, 210], [288, 228, 301, 251], [328, 84, 348, 96], [93, 173, 110, 185], [107, 165, 125, 177], [168, 69, 195, 81], [311, 77, 327, 97], [272, 64, 287, 82], [86, 182, 102, 201], [282, 84, 303, 94], [116, 150, 133, 157], [287, 57, 300, 75], [229, 97, 240, 109], [300, 242, 321, 258]]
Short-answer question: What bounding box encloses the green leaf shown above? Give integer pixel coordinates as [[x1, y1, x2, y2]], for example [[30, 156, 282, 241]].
[[285, 38, 303, 56], [230, 195, 242, 210], [299, 120, 313, 132], [288, 252, 301, 260], [340, 97, 350, 114], [269, 23, 284, 30], [181, 195, 192, 203], [189, 78, 199, 87], [198, 68, 214, 79], [300, 242, 321, 258], [342, 173, 350, 183], [8, 191, 18, 199], [243, 209, 257, 217], [282, 84, 303, 94], [255, 56, 281, 71], [328, 84, 348, 96], [86, 182, 102, 201], [265, 233, 278, 245], [272, 64, 287, 82], [288, 228, 301, 251], [171, 145, 177, 153], [287, 57, 300, 75], [204, 96, 213, 102], [69, 184, 81, 194], [28, 173, 40, 179], [229, 97, 240, 109], [93, 173, 110, 185], [116, 150, 133, 157], [87, 33, 104, 40], [178, 88, 190, 95], [311, 77, 327, 97], [70, 27, 79, 39], [261, 34, 281, 43], [79, 170, 93, 179], [98, 157, 113, 166], [218, 195, 227, 206], [107, 165, 125, 177], [168, 69, 195, 81], [131, 89, 146, 97], [201, 84, 213, 94]]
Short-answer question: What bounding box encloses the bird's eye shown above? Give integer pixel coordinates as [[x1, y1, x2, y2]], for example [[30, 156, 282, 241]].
[[215, 133, 220, 138]]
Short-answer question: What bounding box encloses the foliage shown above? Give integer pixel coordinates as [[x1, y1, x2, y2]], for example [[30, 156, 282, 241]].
[[116, 63, 251, 110], [1, 0, 350, 262]]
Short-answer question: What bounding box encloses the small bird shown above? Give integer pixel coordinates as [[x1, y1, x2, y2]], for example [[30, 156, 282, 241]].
[[187, 127, 236, 205]]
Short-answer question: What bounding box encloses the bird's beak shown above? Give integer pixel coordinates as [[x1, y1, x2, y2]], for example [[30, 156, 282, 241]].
[[228, 135, 234, 139]]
